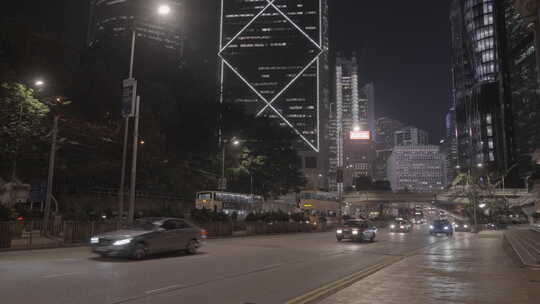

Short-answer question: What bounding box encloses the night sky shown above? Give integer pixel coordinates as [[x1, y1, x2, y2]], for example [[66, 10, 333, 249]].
[[331, 1, 452, 143], [5, 0, 452, 143]]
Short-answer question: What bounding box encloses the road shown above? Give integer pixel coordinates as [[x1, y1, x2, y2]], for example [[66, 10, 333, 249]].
[[0, 225, 456, 304]]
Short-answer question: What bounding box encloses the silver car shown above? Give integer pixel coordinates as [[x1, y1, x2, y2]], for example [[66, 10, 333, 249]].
[[90, 217, 207, 259], [336, 219, 377, 242]]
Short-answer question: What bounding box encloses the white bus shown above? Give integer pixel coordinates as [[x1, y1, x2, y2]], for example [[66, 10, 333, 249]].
[[195, 191, 264, 216]]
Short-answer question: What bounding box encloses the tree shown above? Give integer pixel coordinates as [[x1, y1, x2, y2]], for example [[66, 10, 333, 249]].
[[225, 116, 307, 198], [0, 83, 49, 177], [354, 176, 373, 191]]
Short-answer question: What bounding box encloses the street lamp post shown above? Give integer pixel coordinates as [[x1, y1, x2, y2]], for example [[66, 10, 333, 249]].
[[43, 115, 59, 233], [118, 28, 136, 222], [119, 5, 171, 224]]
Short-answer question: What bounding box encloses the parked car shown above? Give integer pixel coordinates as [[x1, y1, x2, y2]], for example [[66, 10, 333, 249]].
[[390, 219, 412, 232], [429, 219, 453, 236], [336, 219, 377, 242], [453, 221, 471, 232], [90, 217, 207, 259]]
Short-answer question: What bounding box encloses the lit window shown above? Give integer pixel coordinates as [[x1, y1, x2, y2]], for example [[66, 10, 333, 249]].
[[487, 126, 493, 137]]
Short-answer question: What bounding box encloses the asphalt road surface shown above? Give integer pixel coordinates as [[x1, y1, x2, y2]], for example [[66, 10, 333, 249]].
[[0, 225, 458, 304]]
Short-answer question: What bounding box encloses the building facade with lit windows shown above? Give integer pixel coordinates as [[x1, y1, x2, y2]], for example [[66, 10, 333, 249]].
[[450, 0, 516, 177], [219, 0, 330, 189], [373, 117, 404, 181], [88, 0, 183, 52], [387, 146, 447, 192], [394, 126, 428, 147], [327, 55, 375, 191], [502, 0, 540, 180]]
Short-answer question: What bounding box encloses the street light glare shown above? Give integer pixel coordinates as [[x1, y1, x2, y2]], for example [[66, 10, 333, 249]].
[[233, 140, 240, 146], [158, 4, 171, 15], [35, 80, 44, 87], [353, 125, 360, 132], [477, 163, 483, 168]]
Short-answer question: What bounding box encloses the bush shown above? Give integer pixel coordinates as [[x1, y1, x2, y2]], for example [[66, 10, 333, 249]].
[[0, 205, 15, 221], [290, 212, 308, 223], [190, 208, 230, 223]]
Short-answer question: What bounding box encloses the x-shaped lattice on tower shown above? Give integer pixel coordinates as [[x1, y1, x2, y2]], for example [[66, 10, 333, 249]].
[[219, 0, 323, 152]]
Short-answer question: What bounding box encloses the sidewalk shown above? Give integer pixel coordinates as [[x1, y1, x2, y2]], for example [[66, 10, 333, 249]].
[[319, 231, 540, 304]]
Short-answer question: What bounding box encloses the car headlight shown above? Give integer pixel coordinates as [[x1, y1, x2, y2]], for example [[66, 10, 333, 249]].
[[352, 230, 359, 235], [464, 225, 468, 228], [90, 237, 99, 244], [113, 238, 132, 246], [336, 229, 343, 234], [444, 226, 449, 230], [390, 225, 395, 229], [430, 225, 434, 229]]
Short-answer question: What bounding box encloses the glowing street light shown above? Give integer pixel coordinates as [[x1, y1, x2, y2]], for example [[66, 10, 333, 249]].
[[34, 80, 45, 87], [353, 125, 360, 132], [232, 139, 240, 146], [158, 4, 171, 16], [478, 203, 487, 209], [477, 163, 483, 168]]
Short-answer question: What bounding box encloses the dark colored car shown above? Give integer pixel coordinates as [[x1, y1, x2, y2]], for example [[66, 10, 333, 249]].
[[90, 217, 207, 259], [453, 221, 471, 232], [429, 219, 453, 236], [336, 219, 377, 242], [486, 223, 498, 230], [389, 220, 412, 232]]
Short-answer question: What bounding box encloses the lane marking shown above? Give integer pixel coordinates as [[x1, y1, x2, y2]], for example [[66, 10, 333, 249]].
[[286, 235, 454, 304], [285, 257, 402, 304], [42, 272, 81, 279], [145, 284, 185, 295]]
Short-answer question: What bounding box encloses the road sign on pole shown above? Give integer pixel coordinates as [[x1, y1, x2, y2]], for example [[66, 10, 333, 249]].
[[122, 78, 137, 118]]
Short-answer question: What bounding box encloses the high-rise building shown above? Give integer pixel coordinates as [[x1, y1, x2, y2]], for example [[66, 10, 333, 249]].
[[387, 146, 447, 192], [394, 126, 428, 147], [88, 0, 183, 51], [373, 117, 404, 181], [450, 0, 516, 177], [503, 0, 540, 180], [219, 0, 330, 189], [328, 55, 374, 191], [443, 107, 459, 184]]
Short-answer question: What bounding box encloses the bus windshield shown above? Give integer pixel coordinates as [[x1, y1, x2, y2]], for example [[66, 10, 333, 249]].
[[197, 192, 213, 200]]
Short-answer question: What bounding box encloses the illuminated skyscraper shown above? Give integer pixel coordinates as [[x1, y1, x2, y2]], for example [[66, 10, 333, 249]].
[[450, 0, 516, 175], [328, 55, 375, 191], [219, 0, 330, 188]]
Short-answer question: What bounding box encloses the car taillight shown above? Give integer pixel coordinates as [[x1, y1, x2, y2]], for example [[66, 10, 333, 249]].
[[16, 216, 24, 221], [200, 229, 208, 238]]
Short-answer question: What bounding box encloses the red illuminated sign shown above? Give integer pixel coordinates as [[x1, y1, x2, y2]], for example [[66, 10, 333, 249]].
[[350, 131, 370, 140]]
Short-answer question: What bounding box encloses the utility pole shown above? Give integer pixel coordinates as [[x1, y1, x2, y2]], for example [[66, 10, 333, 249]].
[[43, 115, 59, 232], [128, 96, 140, 224]]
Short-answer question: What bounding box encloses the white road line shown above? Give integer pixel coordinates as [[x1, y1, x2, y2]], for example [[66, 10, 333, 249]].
[[42, 272, 81, 279], [144, 284, 184, 295]]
